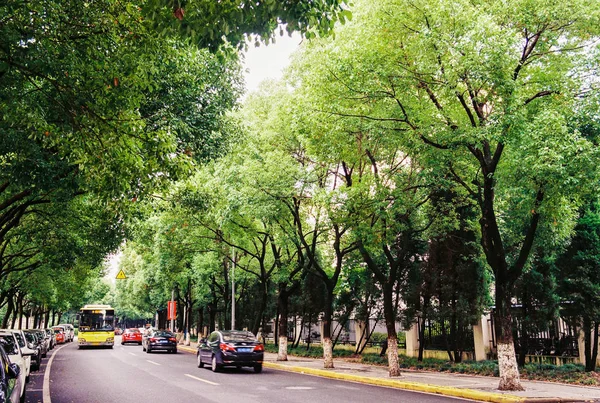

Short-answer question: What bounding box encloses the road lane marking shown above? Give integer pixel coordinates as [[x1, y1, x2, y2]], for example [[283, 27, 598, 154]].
[[129, 352, 137, 356], [184, 374, 220, 386], [146, 360, 160, 366], [43, 344, 69, 403], [286, 386, 315, 390]]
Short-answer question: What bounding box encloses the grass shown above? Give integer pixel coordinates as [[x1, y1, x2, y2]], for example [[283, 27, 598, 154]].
[[265, 343, 600, 386]]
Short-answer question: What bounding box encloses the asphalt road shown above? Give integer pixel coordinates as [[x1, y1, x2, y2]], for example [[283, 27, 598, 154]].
[[26, 337, 474, 403]]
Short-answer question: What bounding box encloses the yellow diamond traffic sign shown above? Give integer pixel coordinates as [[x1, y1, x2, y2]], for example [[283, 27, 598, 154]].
[[115, 269, 127, 280]]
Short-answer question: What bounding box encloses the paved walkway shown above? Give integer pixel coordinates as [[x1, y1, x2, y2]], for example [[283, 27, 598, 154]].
[[177, 343, 600, 403]]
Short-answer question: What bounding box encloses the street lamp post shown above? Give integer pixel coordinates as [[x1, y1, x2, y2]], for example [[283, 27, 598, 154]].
[[231, 249, 235, 331]]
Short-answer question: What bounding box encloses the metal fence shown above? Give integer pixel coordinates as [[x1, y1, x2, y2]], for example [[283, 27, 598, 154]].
[[419, 317, 475, 352], [489, 309, 579, 357]]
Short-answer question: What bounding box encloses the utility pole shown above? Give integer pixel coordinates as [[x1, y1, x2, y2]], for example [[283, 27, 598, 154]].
[[231, 249, 235, 330]]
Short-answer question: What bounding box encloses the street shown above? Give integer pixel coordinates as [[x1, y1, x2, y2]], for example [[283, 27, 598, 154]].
[[25, 337, 474, 403]]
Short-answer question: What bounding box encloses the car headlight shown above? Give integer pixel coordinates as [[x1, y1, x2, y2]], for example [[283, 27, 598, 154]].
[[79, 338, 86, 343]]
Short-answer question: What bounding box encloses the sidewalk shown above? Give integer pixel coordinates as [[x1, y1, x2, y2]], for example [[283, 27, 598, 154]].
[[177, 342, 600, 403]]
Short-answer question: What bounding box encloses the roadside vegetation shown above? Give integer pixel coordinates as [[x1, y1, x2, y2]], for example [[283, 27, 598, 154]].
[[3, 0, 600, 393], [264, 343, 600, 386]]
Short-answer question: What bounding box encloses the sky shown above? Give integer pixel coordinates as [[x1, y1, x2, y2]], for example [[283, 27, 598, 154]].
[[241, 32, 301, 95]]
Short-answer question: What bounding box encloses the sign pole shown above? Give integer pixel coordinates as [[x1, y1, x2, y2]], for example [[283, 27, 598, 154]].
[[170, 287, 175, 332]]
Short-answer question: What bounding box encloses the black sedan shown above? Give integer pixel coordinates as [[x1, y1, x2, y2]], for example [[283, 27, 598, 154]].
[[197, 330, 264, 373], [142, 330, 177, 354]]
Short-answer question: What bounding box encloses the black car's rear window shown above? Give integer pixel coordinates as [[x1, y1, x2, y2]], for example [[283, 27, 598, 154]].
[[153, 331, 174, 337], [222, 331, 257, 342]]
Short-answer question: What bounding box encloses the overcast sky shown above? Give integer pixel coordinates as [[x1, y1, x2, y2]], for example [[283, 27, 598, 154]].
[[241, 32, 301, 95]]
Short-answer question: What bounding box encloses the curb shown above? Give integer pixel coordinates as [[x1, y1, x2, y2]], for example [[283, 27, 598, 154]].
[[262, 361, 524, 403], [177, 345, 583, 403]]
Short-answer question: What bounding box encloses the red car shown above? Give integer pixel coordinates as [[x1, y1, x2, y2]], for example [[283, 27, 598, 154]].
[[121, 328, 142, 345], [52, 327, 65, 344]]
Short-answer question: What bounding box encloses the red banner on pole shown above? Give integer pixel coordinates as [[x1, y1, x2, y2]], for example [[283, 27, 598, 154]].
[[167, 301, 177, 320]]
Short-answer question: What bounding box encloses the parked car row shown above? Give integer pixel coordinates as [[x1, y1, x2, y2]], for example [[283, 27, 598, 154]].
[[0, 325, 75, 403]]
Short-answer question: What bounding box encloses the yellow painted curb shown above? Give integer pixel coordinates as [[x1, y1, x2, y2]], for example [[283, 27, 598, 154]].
[[262, 362, 526, 403], [178, 345, 196, 354]]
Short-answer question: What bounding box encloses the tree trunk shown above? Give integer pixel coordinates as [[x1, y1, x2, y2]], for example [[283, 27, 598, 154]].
[[252, 281, 268, 335], [274, 305, 279, 346], [197, 307, 204, 337], [584, 317, 594, 372], [591, 322, 599, 372], [383, 287, 401, 376], [18, 297, 24, 329], [44, 308, 50, 329], [441, 320, 454, 362], [323, 337, 334, 369], [277, 288, 289, 361], [495, 292, 524, 391], [387, 334, 401, 377], [418, 318, 425, 362], [1, 296, 13, 328], [322, 294, 334, 368], [293, 314, 304, 349]]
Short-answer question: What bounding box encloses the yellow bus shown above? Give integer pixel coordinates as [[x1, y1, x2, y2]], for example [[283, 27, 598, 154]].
[[77, 304, 115, 348]]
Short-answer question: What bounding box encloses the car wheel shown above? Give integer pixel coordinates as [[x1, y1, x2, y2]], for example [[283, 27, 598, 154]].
[[197, 353, 204, 368], [138, 342, 142, 345], [254, 364, 263, 373], [211, 356, 220, 372]]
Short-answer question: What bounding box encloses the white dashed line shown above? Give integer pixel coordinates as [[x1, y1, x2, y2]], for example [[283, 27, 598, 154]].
[[146, 360, 160, 366], [128, 352, 136, 356], [184, 374, 220, 386]]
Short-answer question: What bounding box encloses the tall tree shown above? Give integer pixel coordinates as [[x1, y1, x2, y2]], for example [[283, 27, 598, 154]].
[[556, 201, 600, 371], [285, 0, 599, 389]]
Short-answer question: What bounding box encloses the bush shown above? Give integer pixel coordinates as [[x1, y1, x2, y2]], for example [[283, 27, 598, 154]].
[[370, 332, 387, 343]]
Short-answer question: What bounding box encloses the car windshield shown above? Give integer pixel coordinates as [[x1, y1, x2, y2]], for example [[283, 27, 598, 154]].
[[222, 331, 257, 342], [0, 336, 19, 355], [153, 331, 174, 337], [126, 329, 140, 334], [24, 332, 35, 343], [12, 333, 25, 348]]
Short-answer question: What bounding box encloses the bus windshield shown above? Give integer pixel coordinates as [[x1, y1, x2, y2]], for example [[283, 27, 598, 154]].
[[79, 308, 115, 332]]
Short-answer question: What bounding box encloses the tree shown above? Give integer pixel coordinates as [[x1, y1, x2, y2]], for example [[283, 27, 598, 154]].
[[141, 0, 350, 51], [284, 0, 599, 389], [413, 189, 490, 363], [556, 201, 600, 371], [0, 0, 245, 295]]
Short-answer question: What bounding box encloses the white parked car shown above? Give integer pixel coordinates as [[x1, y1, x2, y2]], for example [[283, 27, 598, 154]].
[[0, 331, 29, 402], [5, 330, 34, 382]]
